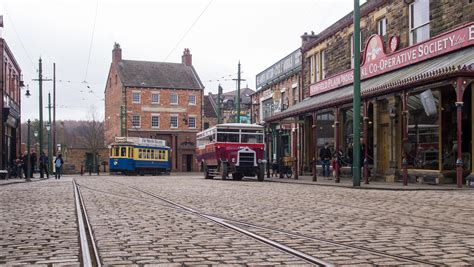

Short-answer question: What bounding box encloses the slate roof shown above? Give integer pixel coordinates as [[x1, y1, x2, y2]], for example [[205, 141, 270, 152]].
[[117, 60, 204, 90], [203, 95, 217, 118]]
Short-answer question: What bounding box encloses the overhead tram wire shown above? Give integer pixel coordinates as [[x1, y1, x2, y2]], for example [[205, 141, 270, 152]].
[[2, 4, 37, 72], [83, 0, 99, 83], [163, 0, 213, 61]]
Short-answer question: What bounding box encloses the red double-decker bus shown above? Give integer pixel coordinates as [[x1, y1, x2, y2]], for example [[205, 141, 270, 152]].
[[196, 123, 266, 181]]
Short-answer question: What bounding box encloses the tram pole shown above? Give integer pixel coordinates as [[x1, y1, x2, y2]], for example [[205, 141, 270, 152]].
[[352, 0, 361, 187]]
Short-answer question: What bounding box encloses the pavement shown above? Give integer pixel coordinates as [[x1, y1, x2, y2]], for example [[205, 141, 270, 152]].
[[0, 174, 473, 266]]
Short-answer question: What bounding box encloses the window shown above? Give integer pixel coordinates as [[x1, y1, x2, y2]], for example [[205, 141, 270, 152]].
[[132, 115, 140, 128], [188, 95, 196, 105], [310, 55, 315, 83], [132, 92, 140, 103], [321, 50, 326, 79], [409, 0, 430, 45], [151, 92, 160, 104], [151, 115, 160, 128], [120, 147, 127, 157], [170, 115, 178, 128], [293, 86, 298, 105], [188, 116, 196, 128], [170, 93, 178, 105], [377, 17, 387, 42]]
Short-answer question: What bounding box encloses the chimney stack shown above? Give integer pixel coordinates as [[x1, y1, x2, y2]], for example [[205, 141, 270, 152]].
[[182, 48, 192, 66], [112, 42, 122, 64]]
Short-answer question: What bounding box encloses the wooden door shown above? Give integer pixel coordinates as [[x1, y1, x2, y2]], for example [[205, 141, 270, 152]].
[[377, 123, 389, 174]]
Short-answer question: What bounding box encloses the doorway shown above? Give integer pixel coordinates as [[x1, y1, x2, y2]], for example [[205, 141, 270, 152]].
[[182, 154, 193, 172]]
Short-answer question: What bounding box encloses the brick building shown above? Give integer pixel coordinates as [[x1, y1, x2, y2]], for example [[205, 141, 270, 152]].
[[104, 44, 204, 172], [1, 22, 23, 171], [202, 95, 217, 130], [267, 0, 474, 186]]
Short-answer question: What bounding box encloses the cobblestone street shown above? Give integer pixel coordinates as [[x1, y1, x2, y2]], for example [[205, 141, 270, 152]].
[[1, 174, 474, 266]]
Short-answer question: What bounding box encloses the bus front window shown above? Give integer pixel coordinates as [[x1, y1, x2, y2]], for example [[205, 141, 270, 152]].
[[241, 134, 264, 144]]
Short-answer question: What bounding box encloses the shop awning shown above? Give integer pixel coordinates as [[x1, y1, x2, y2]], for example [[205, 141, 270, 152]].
[[267, 46, 474, 122]]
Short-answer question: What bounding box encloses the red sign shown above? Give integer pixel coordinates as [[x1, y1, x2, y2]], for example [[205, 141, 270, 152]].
[[310, 23, 474, 96]]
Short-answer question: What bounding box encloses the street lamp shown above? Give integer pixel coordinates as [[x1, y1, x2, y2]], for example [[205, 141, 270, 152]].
[[26, 119, 32, 181], [25, 85, 31, 98]]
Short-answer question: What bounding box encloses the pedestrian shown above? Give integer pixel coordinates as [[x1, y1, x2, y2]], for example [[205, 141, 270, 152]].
[[39, 151, 49, 179], [271, 159, 278, 177], [319, 143, 332, 178], [30, 150, 37, 178], [21, 152, 28, 179], [54, 154, 64, 180]]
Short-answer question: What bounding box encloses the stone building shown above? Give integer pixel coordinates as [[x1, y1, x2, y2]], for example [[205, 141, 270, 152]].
[[0, 22, 23, 172], [104, 44, 204, 172], [251, 48, 301, 176], [267, 0, 474, 186]]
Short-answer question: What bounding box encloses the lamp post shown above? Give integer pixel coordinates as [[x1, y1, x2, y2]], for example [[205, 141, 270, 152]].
[[26, 119, 31, 181]]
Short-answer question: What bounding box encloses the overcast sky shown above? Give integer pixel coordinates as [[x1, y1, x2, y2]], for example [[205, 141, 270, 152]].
[[2, 0, 360, 121]]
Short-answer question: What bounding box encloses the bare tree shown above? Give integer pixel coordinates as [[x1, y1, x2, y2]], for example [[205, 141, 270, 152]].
[[77, 107, 105, 169]]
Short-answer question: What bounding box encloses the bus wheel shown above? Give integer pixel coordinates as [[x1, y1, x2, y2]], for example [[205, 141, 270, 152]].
[[220, 162, 228, 180], [204, 164, 213, 179], [257, 165, 264, 182], [232, 173, 243, 180]]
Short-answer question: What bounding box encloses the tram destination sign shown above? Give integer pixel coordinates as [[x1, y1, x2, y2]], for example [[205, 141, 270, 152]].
[[310, 22, 474, 96]]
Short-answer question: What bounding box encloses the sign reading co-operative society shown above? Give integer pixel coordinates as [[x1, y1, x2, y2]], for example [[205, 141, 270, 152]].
[[310, 22, 474, 96]]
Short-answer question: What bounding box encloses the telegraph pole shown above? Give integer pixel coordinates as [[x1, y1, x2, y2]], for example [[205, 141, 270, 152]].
[[53, 63, 56, 156], [217, 84, 223, 124], [352, 0, 361, 187], [38, 58, 43, 155], [232, 62, 246, 123]]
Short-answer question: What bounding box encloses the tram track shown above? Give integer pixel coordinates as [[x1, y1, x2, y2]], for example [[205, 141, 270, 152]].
[[73, 179, 101, 267], [77, 179, 440, 265]]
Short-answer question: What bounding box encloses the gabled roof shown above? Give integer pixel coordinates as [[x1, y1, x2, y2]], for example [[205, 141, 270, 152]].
[[117, 60, 204, 90], [203, 95, 217, 118]]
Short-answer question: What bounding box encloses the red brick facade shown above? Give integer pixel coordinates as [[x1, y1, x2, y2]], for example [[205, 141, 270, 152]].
[[104, 44, 204, 172]]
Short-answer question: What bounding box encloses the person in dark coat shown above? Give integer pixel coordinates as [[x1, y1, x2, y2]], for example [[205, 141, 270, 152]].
[[54, 154, 64, 180], [30, 151, 37, 178], [319, 143, 332, 178], [39, 151, 49, 179]]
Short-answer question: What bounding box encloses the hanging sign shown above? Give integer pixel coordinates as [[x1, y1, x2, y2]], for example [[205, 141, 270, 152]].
[[310, 22, 474, 96]]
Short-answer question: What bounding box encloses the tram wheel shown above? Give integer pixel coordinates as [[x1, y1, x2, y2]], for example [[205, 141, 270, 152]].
[[257, 165, 265, 182], [220, 162, 228, 180]]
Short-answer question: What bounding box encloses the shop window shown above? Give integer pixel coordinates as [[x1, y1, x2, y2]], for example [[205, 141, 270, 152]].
[[407, 90, 439, 170], [316, 112, 335, 158], [409, 0, 430, 45]]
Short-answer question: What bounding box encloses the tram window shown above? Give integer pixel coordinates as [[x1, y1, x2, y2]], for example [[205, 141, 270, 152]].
[[114, 147, 119, 157], [138, 149, 143, 159], [241, 134, 263, 143], [131, 148, 134, 158], [147, 149, 151, 159], [217, 133, 239, 142], [128, 147, 132, 158], [121, 147, 127, 157]]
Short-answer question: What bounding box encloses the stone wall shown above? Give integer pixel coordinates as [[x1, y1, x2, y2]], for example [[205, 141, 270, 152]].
[[62, 148, 109, 174]]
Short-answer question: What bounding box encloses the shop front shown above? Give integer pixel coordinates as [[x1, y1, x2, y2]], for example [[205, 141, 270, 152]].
[[267, 23, 474, 186]]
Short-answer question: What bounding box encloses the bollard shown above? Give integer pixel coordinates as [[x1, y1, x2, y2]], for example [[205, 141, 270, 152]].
[[80, 165, 83, 176], [97, 165, 100, 176], [89, 165, 92, 176]]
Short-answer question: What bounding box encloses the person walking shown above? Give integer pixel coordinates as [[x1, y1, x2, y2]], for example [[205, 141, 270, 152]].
[[21, 152, 28, 179], [30, 151, 37, 178], [39, 151, 49, 179], [54, 154, 64, 180], [319, 143, 332, 179]]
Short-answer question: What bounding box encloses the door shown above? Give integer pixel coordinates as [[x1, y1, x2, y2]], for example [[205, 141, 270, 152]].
[[182, 154, 193, 171], [377, 123, 390, 174]]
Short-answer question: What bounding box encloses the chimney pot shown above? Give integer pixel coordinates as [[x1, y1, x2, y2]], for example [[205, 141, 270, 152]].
[[182, 48, 192, 66], [112, 42, 122, 64]]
